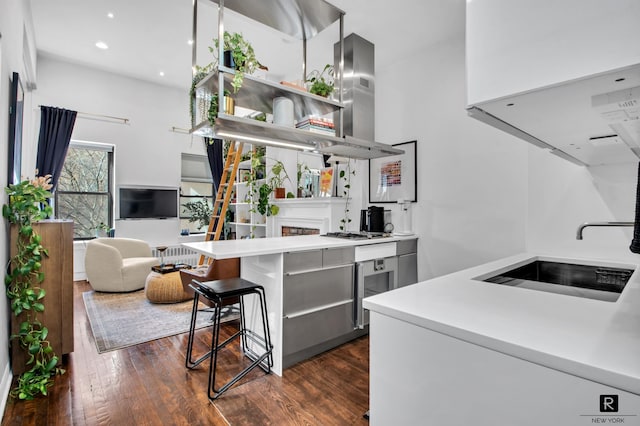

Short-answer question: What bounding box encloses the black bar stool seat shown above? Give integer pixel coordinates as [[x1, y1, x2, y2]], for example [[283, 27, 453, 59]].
[[185, 277, 273, 401]]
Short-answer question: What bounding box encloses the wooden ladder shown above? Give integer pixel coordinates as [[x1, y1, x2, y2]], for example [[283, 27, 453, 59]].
[[198, 140, 244, 265]]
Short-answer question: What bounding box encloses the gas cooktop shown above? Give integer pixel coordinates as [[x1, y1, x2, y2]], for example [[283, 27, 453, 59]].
[[322, 232, 389, 240]]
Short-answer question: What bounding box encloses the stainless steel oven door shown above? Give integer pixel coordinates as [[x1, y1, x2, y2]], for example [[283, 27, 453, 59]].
[[355, 256, 398, 329]]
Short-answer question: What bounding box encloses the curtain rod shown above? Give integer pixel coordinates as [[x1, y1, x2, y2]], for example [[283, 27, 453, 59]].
[[169, 126, 191, 134], [37, 106, 130, 125]]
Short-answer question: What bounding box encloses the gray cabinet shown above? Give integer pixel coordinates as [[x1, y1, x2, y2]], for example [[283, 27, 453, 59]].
[[397, 239, 418, 288], [282, 247, 357, 366]]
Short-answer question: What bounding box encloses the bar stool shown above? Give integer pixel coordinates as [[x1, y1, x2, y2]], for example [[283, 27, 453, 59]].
[[185, 277, 273, 400]]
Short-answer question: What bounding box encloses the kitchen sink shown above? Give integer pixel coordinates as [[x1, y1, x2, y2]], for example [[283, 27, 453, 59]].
[[479, 260, 634, 302]]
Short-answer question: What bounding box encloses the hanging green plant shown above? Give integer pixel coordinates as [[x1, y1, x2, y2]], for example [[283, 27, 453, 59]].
[[189, 63, 214, 127], [338, 160, 356, 231], [2, 175, 65, 400], [207, 89, 231, 127], [211, 31, 261, 93]]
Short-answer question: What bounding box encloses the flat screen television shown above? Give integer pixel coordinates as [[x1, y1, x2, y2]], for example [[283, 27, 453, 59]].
[[119, 187, 178, 219]]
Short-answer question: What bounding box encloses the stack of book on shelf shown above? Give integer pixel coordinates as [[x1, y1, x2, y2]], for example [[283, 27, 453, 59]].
[[295, 115, 335, 136]]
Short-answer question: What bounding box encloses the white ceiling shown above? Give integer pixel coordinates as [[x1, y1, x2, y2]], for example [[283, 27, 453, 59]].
[[29, 0, 465, 90]]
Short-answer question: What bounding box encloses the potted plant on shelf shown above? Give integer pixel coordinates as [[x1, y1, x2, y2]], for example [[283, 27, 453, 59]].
[[2, 175, 65, 400], [211, 31, 262, 93], [269, 160, 292, 199], [306, 64, 335, 98]]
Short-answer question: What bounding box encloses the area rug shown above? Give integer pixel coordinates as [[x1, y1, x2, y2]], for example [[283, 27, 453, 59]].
[[83, 289, 238, 353]]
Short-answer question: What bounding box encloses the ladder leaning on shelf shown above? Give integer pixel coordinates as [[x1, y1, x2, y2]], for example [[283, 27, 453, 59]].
[[198, 140, 244, 265]]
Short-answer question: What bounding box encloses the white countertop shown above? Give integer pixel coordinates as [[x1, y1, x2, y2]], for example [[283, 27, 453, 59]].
[[364, 252, 640, 396], [182, 234, 416, 259]]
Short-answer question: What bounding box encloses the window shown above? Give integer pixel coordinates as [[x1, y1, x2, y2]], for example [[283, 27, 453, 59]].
[[180, 154, 213, 234], [55, 141, 114, 239]]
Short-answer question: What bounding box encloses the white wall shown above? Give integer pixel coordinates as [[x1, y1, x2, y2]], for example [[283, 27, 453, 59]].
[[526, 146, 638, 262], [33, 56, 207, 247], [375, 36, 528, 281], [0, 0, 38, 416]]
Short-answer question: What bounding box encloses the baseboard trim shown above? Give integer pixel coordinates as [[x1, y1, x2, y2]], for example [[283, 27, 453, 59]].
[[0, 363, 13, 421]]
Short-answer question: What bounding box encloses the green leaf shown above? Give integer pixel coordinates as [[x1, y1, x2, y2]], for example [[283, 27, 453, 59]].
[[45, 357, 58, 372], [33, 303, 45, 312]]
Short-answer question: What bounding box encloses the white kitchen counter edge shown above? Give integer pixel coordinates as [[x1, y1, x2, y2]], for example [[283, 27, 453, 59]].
[[363, 252, 640, 396], [182, 234, 416, 259]]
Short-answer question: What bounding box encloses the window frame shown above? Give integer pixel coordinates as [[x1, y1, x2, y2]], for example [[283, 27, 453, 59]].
[[54, 140, 115, 240]]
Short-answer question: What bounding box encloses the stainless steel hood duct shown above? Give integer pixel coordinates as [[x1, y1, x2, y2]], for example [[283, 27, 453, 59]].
[[334, 33, 375, 142]]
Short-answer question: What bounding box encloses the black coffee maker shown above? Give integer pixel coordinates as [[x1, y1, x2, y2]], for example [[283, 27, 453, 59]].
[[360, 206, 385, 233]]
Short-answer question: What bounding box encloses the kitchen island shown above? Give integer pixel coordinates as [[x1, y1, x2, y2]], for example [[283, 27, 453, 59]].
[[183, 234, 417, 375], [363, 253, 640, 425]]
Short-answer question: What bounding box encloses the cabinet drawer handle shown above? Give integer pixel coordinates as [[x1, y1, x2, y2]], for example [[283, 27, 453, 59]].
[[284, 299, 353, 319], [285, 263, 353, 276]]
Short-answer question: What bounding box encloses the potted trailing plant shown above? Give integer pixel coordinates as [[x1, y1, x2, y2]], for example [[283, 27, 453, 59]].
[[269, 160, 292, 199], [182, 199, 213, 231], [2, 175, 65, 400], [211, 31, 261, 93], [306, 64, 335, 97]]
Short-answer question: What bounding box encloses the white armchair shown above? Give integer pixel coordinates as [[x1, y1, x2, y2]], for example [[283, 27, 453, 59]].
[[85, 238, 159, 292]]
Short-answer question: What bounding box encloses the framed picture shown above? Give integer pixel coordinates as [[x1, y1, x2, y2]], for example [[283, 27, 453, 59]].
[[369, 140, 417, 203], [7, 72, 24, 184], [319, 167, 334, 197]]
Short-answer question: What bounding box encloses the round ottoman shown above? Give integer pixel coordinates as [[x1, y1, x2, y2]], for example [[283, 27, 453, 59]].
[[145, 271, 191, 304]]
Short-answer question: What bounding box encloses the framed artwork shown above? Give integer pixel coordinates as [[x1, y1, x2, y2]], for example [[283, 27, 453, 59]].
[[319, 167, 334, 197], [369, 140, 417, 203], [7, 72, 24, 184]]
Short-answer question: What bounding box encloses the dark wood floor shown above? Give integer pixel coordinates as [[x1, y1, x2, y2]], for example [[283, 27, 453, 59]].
[[1, 281, 370, 425]]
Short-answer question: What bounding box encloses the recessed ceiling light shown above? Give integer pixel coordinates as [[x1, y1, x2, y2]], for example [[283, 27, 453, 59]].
[[107, 12, 114, 19], [95, 41, 109, 50], [187, 40, 194, 45], [159, 71, 165, 77]]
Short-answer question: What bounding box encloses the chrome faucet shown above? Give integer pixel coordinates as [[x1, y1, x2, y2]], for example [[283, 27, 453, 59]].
[[576, 222, 635, 240]]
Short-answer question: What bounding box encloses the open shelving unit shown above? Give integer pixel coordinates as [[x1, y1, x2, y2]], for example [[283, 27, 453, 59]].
[[190, 0, 404, 160], [226, 147, 268, 239]]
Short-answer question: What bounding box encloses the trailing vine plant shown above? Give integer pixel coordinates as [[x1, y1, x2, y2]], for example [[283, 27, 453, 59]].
[[339, 160, 356, 231], [2, 175, 65, 400], [189, 63, 214, 127]]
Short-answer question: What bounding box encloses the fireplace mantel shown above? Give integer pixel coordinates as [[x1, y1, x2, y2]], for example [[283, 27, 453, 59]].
[[269, 198, 352, 236]]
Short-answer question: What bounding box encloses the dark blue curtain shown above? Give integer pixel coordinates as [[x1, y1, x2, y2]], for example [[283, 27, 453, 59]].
[[205, 138, 224, 194], [35, 106, 77, 191]]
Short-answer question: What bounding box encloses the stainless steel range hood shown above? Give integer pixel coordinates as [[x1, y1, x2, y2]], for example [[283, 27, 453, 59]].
[[467, 64, 640, 167]]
